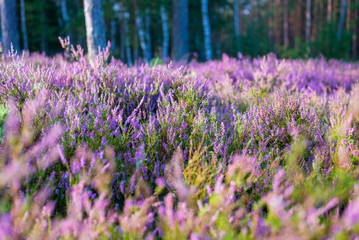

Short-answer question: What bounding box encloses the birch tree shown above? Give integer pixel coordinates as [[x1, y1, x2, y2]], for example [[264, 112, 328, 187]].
[[337, 0, 348, 41], [201, 0, 212, 60], [172, 0, 189, 61], [145, 8, 152, 60], [0, 0, 20, 54], [84, 0, 107, 63], [135, 10, 150, 62], [20, 0, 28, 51], [160, 5, 169, 60]]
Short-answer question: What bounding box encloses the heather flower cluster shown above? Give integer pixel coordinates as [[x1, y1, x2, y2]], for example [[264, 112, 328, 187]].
[[1, 44, 359, 239]]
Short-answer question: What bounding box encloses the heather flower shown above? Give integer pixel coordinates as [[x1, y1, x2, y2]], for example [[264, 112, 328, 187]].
[[343, 197, 359, 230], [118, 197, 155, 238], [226, 154, 259, 187], [165, 149, 197, 201], [1, 46, 359, 239]]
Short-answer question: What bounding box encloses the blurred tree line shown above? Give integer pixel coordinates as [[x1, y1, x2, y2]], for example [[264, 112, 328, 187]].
[[0, 0, 358, 62]]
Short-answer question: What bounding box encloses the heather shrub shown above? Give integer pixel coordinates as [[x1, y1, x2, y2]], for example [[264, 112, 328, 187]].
[[1, 45, 359, 238], [239, 91, 326, 166]]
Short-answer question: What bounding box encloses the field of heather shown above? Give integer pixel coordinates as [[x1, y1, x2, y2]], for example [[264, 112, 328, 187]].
[[2, 49, 359, 239]]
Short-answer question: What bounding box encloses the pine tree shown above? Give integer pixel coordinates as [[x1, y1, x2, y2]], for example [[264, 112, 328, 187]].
[[84, 0, 107, 63]]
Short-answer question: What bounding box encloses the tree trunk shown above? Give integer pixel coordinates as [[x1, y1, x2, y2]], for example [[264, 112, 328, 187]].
[[133, 0, 139, 63], [353, 0, 358, 59], [110, 19, 116, 54], [112, 2, 122, 59], [346, 0, 351, 30], [283, 0, 289, 48], [20, 0, 28, 51], [135, 9, 150, 62], [234, 0, 240, 51], [274, 0, 281, 47], [337, 0, 348, 41], [201, 0, 212, 60], [124, 12, 132, 66], [160, 5, 169, 60], [0, 0, 20, 54], [119, 12, 125, 62], [268, 0, 274, 45], [327, 0, 332, 23], [305, 0, 311, 54], [0, 12, 2, 43], [84, 0, 107, 63], [172, 0, 189, 61], [312, 0, 318, 41], [145, 8, 152, 60]]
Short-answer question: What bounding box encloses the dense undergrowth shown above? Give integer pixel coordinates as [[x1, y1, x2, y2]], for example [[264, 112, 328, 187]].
[[1, 44, 359, 238]]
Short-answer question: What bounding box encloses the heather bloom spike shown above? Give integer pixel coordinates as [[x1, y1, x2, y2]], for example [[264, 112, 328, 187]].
[[343, 197, 359, 230], [226, 154, 259, 186], [165, 149, 184, 187], [118, 197, 155, 238], [59, 36, 70, 50]]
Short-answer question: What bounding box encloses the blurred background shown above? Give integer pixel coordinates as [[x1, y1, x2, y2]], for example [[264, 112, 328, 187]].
[[1, 0, 358, 62]]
